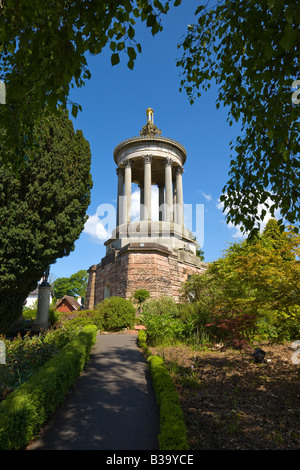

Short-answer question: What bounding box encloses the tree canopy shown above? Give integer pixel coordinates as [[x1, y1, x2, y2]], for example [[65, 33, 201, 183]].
[[53, 270, 89, 301], [182, 219, 300, 345], [177, 0, 300, 235], [0, 0, 182, 170], [0, 110, 92, 334]]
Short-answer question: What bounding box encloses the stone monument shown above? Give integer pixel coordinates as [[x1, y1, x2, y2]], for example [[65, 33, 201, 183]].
[[85, 109, 206, 308], [32, 268, 51, 331]]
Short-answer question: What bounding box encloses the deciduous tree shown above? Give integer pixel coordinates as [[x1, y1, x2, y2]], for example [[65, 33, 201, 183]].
[[53, 270, 89, 301], [0, 0, 181, 169], [177, 0, 300, 234]]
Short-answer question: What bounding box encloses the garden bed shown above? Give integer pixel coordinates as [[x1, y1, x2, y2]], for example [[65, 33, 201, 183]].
[[150, 343, 300, 450]]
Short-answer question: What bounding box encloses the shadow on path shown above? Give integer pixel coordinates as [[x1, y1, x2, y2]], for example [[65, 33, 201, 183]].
[[27, 333, 160, 450]]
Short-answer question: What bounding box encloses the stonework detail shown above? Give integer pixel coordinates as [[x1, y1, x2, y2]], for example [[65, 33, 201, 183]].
[[85, 244, 206, 308]]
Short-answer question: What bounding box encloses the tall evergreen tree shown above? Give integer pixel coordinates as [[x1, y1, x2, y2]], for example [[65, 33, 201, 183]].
[[0, 110, 92, 334]]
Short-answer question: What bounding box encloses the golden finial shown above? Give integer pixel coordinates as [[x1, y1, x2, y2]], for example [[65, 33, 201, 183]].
[[146, 107, 154, 124], [140, 107, 161, 137]]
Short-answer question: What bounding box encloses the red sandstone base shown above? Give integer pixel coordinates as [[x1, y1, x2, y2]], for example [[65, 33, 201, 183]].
[[85, 242, 206, 308]]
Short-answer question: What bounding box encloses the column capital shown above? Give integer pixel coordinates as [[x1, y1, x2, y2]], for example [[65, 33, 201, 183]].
[[123, 158, 133, 168], [143, 154, 153, 164], [116, 167, 124, 176], [164, 157, 173, 167], [175, 166, 184, 175]]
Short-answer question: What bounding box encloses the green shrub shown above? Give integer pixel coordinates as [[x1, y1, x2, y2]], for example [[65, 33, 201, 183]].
[[142, 297, 184, 346], [147, 354, 189, 450], [143, 296, 178, 317], [137, 329, 150, 357], [134, 289, 150, 313], [95, 297, 135, 331], [255, 306, 300, 343], [137, 330, 189, 450], [0, 325, 97, 450]]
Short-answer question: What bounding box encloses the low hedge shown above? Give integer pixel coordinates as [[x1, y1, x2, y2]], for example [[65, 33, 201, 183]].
[[138, 330, 189, 450], [0, 324, 97, 450]]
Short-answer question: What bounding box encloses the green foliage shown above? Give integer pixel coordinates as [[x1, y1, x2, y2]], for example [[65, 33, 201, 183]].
[[177, 1, 300, 233], [138, 330, 188, 449], [0, 325, 97, 450], [0, 110, 92, 334], [142, 297, 185, 346], [95, 296, 135, 331], [53, 270, 88, 301], [0, 316, 96, 398], [181, 219, 300, 346], [147, 354, 189, 450], [137, 329, 150, 356], [134, 288, 150, 305], [0, 0, 182, 168]]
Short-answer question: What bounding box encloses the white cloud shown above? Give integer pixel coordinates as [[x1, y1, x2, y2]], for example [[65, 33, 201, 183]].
[[84, 214, 110, 242], [201, 192, 212, 202], [131, 186, 159, 221]]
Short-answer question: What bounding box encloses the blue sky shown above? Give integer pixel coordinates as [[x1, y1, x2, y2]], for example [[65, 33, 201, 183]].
[[49, 1, 274, 281]]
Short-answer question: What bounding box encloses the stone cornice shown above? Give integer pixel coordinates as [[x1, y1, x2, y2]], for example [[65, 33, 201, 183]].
[[113, 135, 187, 165]]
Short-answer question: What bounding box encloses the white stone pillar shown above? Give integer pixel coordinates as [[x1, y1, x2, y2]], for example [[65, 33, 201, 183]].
[[116, 167, 124, 226], [143, 155, 152, 221], [164, 157, 173, 222], [176, 166, 184, 226], [173, 177, 177, 223], [32, 282, 51, 331], [124, 158, 132, 224]]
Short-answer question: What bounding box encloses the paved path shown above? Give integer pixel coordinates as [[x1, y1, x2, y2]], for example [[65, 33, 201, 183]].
[[27, 332, 160, 450]]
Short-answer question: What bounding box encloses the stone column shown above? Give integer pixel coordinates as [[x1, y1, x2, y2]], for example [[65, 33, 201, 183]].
[[143, 155, 152, 221], [84, 265, 97, 309], [32, 281, 51, 331], [176, 166, 184, 226], [116, 167, 124, 226], [158, 184, 165, 222], [173, 177, 177, 223], [124, 158, 132, 224], [164, 157, 173, 222]]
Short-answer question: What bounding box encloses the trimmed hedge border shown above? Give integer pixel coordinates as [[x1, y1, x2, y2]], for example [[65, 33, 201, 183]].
[[138, 330, 189, 450], [0, 324, 97, 450]]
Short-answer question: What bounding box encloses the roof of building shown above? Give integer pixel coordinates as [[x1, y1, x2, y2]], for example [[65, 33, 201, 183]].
[[55, 295, 81, 310]]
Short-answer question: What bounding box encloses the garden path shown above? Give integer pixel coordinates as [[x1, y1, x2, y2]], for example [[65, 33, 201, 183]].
[[27, 331, 160, 450]]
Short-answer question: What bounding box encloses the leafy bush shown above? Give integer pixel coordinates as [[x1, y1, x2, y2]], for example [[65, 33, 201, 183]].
[[255, 306, 300, 343], [0, 325, 97, 450], [142, 297, 184, 346], [0, 316, 96, 400], [137, 330, 189, 450], [147, 354, 189, 450], [134, 289, 150, 313], [95, 297, 135, 331], [143, 296, 179, 317]]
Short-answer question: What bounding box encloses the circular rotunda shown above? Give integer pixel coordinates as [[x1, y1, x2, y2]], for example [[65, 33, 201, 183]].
[[85, 109, 206, 307]]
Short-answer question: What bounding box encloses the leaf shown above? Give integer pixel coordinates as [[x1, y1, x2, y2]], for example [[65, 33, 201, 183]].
[[71, 104, 78, 118], [127, 58, 135, 70], [111, 52, 120, 66], [127, 46, 137, 61], [110, 41, 116, 51]]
